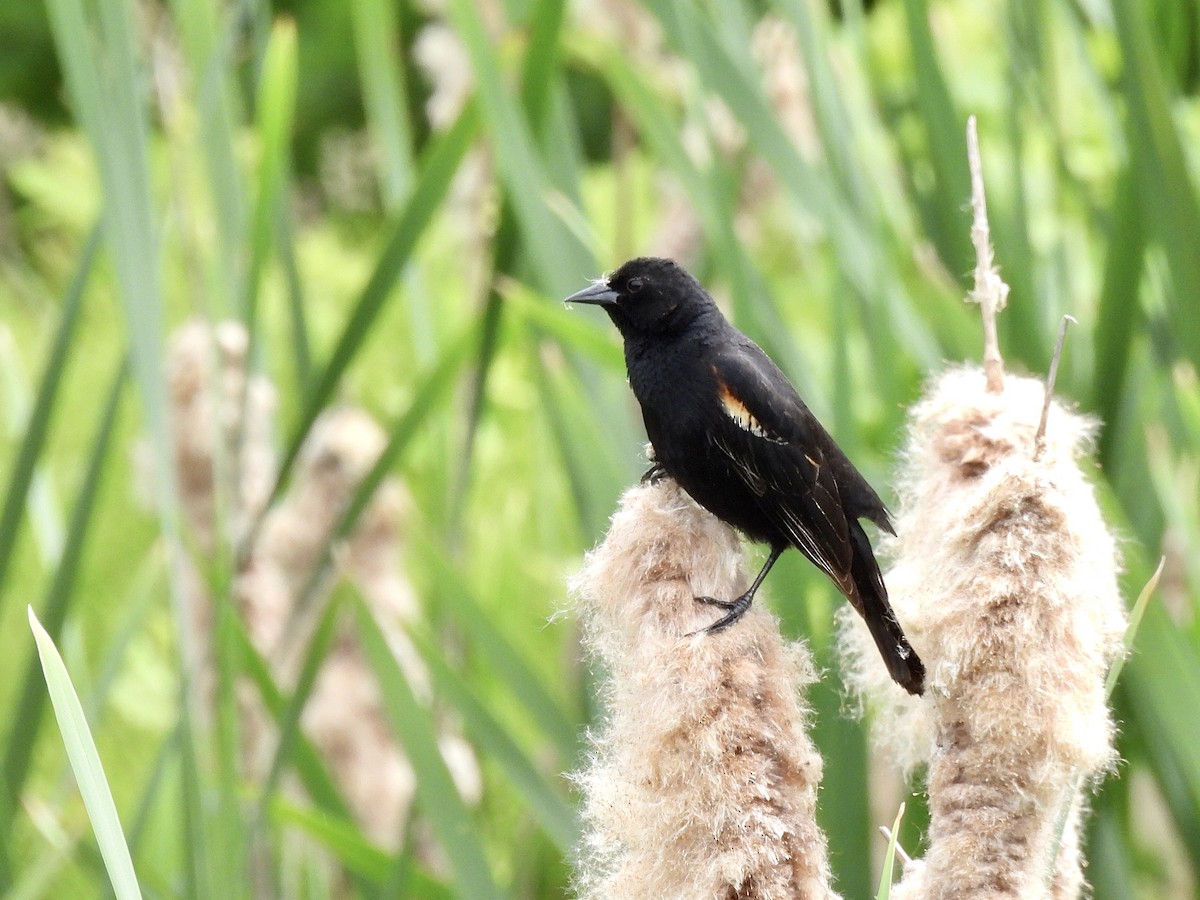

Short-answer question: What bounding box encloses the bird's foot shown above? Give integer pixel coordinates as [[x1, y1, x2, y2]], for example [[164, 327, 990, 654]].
[[690, 590, 753, 634], [641, 463, 668, 485]]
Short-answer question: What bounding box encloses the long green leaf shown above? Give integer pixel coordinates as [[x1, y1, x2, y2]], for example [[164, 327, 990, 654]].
[[1092, 165, 1144, 470], [876, 803, 906, 900], [281, 317, 482, 648], [1122, 600, 1200, 859], [243, 18, 297, 331], [254, 594, 344, 820], [410, 630, 581, 853], [272, 800, 454, 898], [29, 607, 143, 900], [0, 222, 99, 613], [247, 101, 480, 553], [1, 358, 127, 843], [900, 0, 971, 274], [1113, 0, 1200, 372], [415, 530, 579, 762], [351, 0, 415, 206], [446, 0, 593, 296], [353, 596, 505, 900], [168, 0, 248, 315]]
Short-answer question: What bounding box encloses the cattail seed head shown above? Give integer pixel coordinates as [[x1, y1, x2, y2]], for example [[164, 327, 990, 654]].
[[839, 366, 1126, 899], [572, 479, 839, 900]]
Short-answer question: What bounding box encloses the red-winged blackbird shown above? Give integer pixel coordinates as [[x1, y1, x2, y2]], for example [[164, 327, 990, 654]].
[[566, 257, 925, 695]]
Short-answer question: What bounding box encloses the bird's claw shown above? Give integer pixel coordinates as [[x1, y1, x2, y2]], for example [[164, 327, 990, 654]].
[[689, 592, 753, 634], [641, 463, 668, 484]]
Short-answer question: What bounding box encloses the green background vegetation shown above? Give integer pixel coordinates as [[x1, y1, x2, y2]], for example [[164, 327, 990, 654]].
[[1, 0, 1198, 896]]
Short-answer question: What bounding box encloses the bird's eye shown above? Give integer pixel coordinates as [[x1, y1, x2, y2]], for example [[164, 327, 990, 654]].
[[627, 277, 644, 293]]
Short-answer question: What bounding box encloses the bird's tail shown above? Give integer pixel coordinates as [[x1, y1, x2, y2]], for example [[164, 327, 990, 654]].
[[845, 521, 925, 696]]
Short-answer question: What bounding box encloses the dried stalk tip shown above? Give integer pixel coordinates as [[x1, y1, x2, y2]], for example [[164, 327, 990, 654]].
[[571, 479, 839, 900], [838, 367, 1126, 899], [966, 115, 1009, 394]]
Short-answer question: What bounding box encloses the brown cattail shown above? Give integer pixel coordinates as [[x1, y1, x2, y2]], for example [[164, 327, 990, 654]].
[[157, 322, 480, 857], [839, 367, 1126, 899], [241, 406, 480, 847], [571, 479, 839, 900], [165, 318, 276, 550]]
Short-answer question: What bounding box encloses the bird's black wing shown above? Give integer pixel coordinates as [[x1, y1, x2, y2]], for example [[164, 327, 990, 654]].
[[706, 339, 855, 590]]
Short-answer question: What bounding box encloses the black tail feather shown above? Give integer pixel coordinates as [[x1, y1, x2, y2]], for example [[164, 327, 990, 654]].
[[846, 521, 925, 695]]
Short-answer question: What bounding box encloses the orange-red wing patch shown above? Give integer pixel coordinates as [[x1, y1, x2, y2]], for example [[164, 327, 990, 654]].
[[715, 375, 784, 442]]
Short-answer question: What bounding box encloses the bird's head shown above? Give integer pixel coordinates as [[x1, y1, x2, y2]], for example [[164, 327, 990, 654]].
[[564, 257, 715, 337]]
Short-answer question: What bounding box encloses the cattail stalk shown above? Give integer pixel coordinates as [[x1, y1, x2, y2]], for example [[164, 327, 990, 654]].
[[572, 479, 839, 900]]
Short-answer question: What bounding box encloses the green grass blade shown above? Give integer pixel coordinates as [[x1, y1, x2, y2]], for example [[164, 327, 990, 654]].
[[270, 801, 393, 882], [46, 0, 175, 532], [1092, 165, 1144, 469], [506, 280, 624, 372], [876, 802, 906, 900], [1113, 0, 1200, 372], [168, 0, 248, 315], [44, 9, 205, 889], [353, 595, 505, 900], [276, 196, 313, 389], [415, 531, 579, 761], [900, 0, 971, 274], [234, 623, 353, 821], [0, 221, 99, 611], [1122, 599, 1200, 860], [351, 0, 414, 206], [283, 318, 481, 641], [1105, 556, 1164, 698], [254, 593, 343, 819], [249, 101, 480, 547], [1, 358, 126, 842], [447, 0, 569, 540], [446, 0, 593, 296], [518, 0, 567, 130], [272, 800, 454, 898], [410, 629, 581, 853], [28, 606, 143, 900], [243, 18, 297, 332]]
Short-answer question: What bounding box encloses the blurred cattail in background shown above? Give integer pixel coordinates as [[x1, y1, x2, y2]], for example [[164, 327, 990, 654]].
[[571, 478, 839, 900], [838, 120, 1127, 899], [152, 320, 480, 857]]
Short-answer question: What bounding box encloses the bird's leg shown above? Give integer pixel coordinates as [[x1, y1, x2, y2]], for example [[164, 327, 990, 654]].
[[641, 462, 668, 484], [694, 546, 784, 633]]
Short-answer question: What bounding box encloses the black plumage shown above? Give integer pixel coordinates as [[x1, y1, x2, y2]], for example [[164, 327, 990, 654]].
[[566, 256, 925, 695]]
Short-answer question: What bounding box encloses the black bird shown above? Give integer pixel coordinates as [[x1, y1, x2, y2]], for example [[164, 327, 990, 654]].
[[566, 257, 925, 695]]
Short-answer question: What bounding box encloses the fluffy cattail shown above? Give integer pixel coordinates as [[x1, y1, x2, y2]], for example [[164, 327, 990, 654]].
[[571, 479, 839, 900], [240, 406, 481, 847], [841, 118, 1126, 898], [156, 322, 480, 855], [164, 318, 276, 550], [838, 367, 1126, 899]]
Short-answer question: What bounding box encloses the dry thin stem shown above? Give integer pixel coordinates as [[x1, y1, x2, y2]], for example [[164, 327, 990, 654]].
[[879, 825, 914, 866], [1035, 315, 1078, 457], [966, 115, 1009, 393]]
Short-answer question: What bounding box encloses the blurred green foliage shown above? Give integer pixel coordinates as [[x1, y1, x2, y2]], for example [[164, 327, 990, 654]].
[[0, 0, 1198, 897]]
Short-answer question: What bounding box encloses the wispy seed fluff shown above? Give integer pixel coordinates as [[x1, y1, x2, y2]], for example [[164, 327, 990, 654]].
[[571, 479, 839, 900], [838, 367, 1127, 899]]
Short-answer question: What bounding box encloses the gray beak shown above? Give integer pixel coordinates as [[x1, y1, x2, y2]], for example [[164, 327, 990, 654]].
[[564, 280, 619, 307]]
